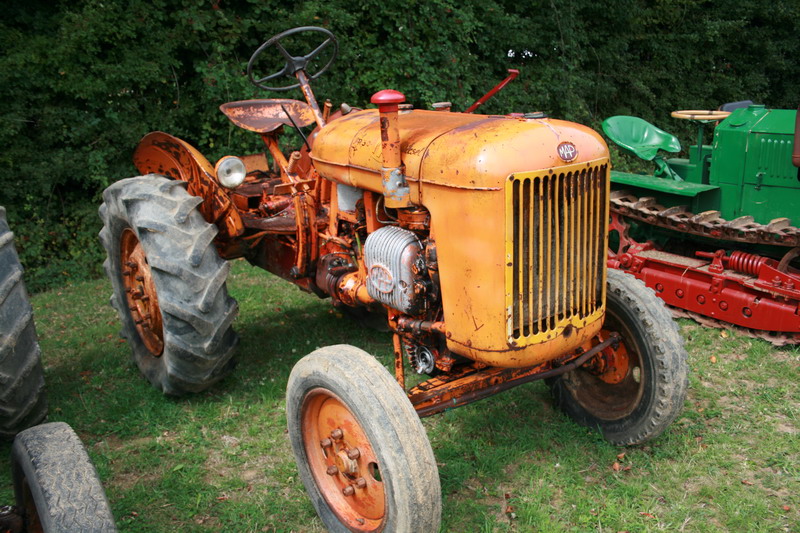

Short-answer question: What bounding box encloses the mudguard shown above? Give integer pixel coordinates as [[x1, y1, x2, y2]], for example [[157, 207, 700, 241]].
[[133, 132, 244, 242]]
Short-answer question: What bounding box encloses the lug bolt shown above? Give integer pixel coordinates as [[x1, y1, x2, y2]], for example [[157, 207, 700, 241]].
[[342, 486, 355, 496], [326, 465, 338, 476], [331, 428, 343, 440], [355, 477, 367, 489], [347, 448, 361, 460], [320, 438, 332, 448]]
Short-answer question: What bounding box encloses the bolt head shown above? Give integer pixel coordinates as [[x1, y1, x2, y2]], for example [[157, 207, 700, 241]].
[[326, 465, 338, 476], [331, 428, 343, 440], [355, 477, 367, 489], [347, 448, 361, 460], [342, 485, 355, 496], [320, 438, 332, 448]]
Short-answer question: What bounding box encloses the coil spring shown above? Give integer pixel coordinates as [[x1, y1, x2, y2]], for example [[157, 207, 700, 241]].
[[727, 251, 770, 276]]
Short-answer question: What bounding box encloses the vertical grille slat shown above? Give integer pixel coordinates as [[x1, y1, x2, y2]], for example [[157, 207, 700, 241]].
[[509, 164, 608, 341]]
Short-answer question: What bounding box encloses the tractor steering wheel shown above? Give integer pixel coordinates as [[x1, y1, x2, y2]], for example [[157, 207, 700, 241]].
[[671, 110, 731, 122], [247, 26, 339, 92]]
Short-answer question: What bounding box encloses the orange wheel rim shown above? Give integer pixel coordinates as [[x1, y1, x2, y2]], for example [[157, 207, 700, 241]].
[[120, 228, 164, 356], [569, 326, 643, 420], [302, 388, 385, 531]]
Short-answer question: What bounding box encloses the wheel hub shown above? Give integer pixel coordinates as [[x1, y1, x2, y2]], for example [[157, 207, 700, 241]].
[[302, 389, 385, 530], [119, 228, 164, 356], [583, 331, 630, 384]]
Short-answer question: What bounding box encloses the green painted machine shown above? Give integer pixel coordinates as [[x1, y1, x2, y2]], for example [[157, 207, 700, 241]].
[[604, 104, 800, 344]]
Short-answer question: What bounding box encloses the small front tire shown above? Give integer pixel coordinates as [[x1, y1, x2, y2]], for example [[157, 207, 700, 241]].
[[549, 269, 689, 445], [286, 345, 441, 532]]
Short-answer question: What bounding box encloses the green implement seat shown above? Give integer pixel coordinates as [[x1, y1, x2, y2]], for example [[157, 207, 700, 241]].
[[602, 115, 683, 180], [602, 115, 681, 160]]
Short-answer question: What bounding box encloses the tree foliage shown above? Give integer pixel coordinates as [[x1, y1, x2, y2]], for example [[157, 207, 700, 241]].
[[1, 0, 798, 291]]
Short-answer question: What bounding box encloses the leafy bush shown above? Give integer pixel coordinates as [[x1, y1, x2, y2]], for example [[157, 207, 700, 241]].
[[1, 0, 797, 290]]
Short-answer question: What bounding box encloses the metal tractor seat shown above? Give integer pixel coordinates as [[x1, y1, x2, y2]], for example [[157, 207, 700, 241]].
[[602, 115, 683, 180]]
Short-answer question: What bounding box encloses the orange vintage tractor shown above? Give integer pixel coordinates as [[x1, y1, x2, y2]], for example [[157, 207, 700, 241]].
[[99, 27, 689, 531]]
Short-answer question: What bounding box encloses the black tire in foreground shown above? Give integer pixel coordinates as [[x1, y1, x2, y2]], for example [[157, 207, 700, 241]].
[[0, 206, 47, 440], [287, 345, 441, 532], [12, 422, 116, 532], [99, 175, 238, 395], [549, 269, 689, 445]]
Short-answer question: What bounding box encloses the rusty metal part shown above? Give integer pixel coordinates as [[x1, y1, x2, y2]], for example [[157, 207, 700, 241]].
[[409, 333, 619, 417], [610, 189, 800, 247], [120, 228, 164, 356], [392, 333, 405, 390], [0, 506, 24, 533], [396, 207, 430, 230], [465, 69, 519, 113], [582, 330, 630, 384], [559, 318, 642, 421], [371, 90, 412, 208], [297, 70, 327, 128], [301, 388, 385, 528], [395, 317, 445, 336], [219, 99, 316, 133], [133, 132, 244, 243]]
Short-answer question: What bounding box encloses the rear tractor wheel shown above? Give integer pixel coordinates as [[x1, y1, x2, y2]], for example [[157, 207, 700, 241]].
[[0, 206, 47, 440], [549, 269, 689, 445], [99, 175, 238, 395], [286, 345, 441, 532]]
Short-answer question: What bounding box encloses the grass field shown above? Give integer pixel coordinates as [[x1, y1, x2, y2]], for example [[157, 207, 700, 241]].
[[1, 260, 798, 532]]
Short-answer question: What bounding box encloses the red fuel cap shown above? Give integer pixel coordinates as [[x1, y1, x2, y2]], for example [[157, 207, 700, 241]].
[[371, 89, 406, 112]]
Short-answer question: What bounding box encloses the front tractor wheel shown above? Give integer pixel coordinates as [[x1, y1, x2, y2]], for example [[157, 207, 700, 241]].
[[99, 175, 238, 395], [549, 269, 688, 445], [287, 345, 441, 533]]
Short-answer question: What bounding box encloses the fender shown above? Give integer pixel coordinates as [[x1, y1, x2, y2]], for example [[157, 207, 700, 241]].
[[133, 132, 244, 244]]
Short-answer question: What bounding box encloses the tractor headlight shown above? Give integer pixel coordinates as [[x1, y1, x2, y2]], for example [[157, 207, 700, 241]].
[[214, 156, 246, 189]]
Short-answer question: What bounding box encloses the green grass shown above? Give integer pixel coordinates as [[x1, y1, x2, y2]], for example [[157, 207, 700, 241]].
[[1, 260, 798, 532]]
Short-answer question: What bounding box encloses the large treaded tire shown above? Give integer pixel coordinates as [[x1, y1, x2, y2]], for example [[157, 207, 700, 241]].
[[99, 175, 238, 395], [287, 345, 441, 532], [0, 206, 47, 440], [12, 422, 117, 532], [549, 269, 689, 445]]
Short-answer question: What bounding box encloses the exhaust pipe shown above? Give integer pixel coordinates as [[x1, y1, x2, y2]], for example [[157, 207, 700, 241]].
[[371, 90, 412, 208]]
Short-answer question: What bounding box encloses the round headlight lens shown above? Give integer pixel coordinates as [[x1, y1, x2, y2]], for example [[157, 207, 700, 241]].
[[215, 156, 246, 189]]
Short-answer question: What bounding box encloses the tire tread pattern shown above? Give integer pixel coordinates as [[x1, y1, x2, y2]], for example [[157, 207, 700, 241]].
[[12, 422, 116, 532], [0, 206, 47, 439], [99, 176, 238, 395]]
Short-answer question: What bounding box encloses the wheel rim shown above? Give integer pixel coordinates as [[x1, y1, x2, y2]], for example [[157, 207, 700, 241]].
[[302, 388, 386, 531], [120, 228, 164, 356], [564, 313, 644, 421]]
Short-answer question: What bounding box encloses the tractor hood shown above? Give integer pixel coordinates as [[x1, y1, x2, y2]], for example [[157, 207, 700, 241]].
[[310, 108, 607, 198]]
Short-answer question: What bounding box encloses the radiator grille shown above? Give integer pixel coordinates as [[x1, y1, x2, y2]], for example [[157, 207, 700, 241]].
[[507, 164, 608, 341]]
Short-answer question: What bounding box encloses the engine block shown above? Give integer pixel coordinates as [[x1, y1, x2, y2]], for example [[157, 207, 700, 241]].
[[364, 226, 425, 314]]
